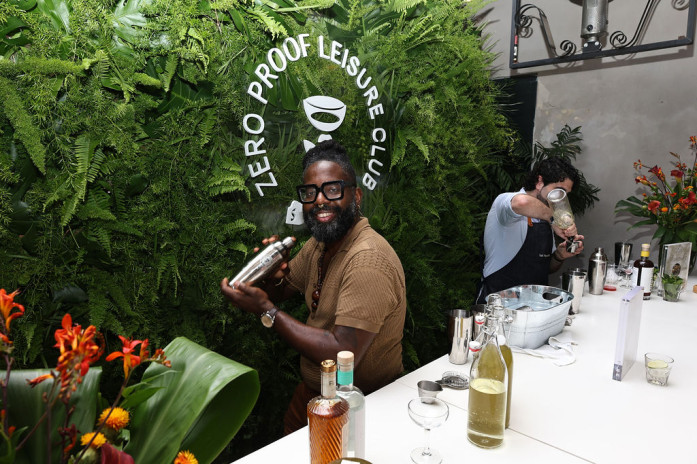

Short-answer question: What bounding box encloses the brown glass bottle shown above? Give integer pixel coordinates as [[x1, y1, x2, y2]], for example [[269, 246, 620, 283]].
[[631, 243, 655, 300], [307, 360, 349, 464]]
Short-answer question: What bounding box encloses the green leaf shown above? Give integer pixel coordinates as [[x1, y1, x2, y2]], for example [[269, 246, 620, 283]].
[[126, 337, 260, 464], [112, 0, 150, 43], [35, 0, 71, 33], [9, 368, 102, 464]]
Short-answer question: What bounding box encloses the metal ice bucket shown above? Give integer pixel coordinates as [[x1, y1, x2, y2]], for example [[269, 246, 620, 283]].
[[495, 285, 573, 349]]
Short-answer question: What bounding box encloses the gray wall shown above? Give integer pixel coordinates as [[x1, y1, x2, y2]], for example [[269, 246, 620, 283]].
[[478, 0, 697, 276]]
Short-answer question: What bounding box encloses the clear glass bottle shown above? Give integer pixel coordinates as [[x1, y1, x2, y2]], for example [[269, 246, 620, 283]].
[[467, 316, 508, 449], [631, 243, 655, 300], [469, 319, 486, 363], [307, 360, 349, 464], [336, 351, 365, 459], [491, 304, 513, 429]]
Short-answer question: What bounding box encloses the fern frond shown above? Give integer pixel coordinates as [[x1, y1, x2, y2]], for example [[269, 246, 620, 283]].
[[60, 195, 80, 227], [249, 7, 287, 38], [76, 196, 117, 221], [222, 218, 257, 237], [163, 55, 179, 92], [90, 226, 112, 257], [405, 133, 430, 163], [197, 108, 216, 148]]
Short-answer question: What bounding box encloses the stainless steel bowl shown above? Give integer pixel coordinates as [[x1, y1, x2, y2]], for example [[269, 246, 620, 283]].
[[495, 285, 573, 349]]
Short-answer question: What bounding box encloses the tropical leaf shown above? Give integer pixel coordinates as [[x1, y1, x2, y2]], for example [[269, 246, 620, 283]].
[[8, 368, 102, 464], [112, 0, 150, 43], [35, 0, 71, 33], [126, 337, 260, 464]]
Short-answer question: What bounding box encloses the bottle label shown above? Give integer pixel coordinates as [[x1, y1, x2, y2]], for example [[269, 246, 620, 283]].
[[632, 265, 653, 296], [337, 370, 353, 386]]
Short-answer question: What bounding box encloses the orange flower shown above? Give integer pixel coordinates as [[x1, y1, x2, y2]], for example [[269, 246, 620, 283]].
[[53, 314, 103, 398], [28, 372, 54, 387], [174, 450, 199, 464], [647, 200, 661, 213], [660, 207, 669, 213], [80, 432, 107, 449], [98, 407, 130, 431], [0, 289, 24, 333], [106, 336, 144, 378], [634, 175, 650, 186]]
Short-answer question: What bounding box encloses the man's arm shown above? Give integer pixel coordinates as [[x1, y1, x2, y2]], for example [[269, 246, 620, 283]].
[[511, 193, 578, 238], [220, 279, 376, 366]]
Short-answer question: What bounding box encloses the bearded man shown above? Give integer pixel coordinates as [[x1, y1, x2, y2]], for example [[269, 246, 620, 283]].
[[221, 140, 406, 434]]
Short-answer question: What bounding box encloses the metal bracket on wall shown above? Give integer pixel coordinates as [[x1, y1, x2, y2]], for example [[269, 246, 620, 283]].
[[510, 0, 696, 69]]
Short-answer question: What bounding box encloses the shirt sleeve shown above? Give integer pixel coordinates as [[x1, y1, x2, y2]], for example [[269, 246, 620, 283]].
[[494, 191, 526, 225]]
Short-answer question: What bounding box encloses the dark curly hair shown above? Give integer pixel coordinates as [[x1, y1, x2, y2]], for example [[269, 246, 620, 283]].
[[523, 157, 580, 191], [302, 139, 357, 184]]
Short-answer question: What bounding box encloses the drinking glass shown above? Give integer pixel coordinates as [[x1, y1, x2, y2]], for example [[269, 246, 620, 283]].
[[619, 262, 634, 288], [407, 397, 449, 464]]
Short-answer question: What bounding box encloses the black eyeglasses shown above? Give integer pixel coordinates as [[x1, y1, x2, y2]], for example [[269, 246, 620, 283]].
[[296, 180, 356, 204]]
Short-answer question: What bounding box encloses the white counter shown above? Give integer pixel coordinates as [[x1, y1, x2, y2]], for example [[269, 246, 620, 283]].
[[234, 277, 697, 464]]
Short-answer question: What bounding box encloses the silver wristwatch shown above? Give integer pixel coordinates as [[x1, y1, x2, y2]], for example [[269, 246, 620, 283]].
[[260, 307, 279, 328]]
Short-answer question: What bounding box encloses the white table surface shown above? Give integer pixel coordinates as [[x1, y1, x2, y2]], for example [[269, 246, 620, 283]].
[[234, 277, 697, 464]]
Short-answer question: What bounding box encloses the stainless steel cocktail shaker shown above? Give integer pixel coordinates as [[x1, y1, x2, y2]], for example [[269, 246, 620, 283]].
[[588, 247, 608, 295], [229, 237, 295, 288]]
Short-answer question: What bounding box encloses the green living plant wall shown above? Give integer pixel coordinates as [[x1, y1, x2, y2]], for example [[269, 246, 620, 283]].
[[0, 0, 512, 460]]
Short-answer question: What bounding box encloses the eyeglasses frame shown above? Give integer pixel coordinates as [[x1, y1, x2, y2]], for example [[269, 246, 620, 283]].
[[296, 180, 356, 204]]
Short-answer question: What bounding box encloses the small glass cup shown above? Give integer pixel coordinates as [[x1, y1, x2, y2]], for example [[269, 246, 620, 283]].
[[644, 353, 674, 386], [604, 263, 619, 291]]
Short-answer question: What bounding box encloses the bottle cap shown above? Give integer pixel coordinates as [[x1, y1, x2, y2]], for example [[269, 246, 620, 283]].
[[469, 341, 481, 352], [337, 351, 354, 368], [641, 243, 650, 251], [320, 359, 337, 373]]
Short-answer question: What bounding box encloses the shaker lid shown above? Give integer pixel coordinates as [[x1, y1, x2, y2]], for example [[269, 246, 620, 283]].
[[281, 236, 296, 250]]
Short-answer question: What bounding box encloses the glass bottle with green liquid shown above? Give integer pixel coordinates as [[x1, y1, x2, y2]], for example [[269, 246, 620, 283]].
[[467, 307, 508, 449]]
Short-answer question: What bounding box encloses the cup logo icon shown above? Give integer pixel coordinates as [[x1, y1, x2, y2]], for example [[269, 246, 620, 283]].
[[302, 95, 347, 133], [285, 200, 304, 225]]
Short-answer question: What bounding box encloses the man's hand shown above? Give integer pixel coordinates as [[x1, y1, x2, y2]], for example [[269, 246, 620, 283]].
[[220, 279, 275, 317], [253, 235, 294, 283], [552, 222, 578, 240], [555, 235, 585, 260]]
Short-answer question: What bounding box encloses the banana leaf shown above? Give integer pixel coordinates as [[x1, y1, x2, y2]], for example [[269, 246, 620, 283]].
[[7, 368, 102, 464], [126, 337, 260, 464]]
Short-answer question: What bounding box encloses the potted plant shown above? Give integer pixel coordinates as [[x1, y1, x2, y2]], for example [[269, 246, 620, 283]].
[[661, 274, 684, 302]]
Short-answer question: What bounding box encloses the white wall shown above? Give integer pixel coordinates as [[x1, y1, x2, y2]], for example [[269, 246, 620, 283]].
[[478, 0, 697, 275]]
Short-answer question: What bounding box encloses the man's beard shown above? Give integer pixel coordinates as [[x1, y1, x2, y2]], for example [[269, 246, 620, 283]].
[[537, 190, 549, 207], [304, 198, 358, 244]]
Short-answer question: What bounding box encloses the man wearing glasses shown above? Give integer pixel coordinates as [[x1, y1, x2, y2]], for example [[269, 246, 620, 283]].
[[221, 140, 406, 435]]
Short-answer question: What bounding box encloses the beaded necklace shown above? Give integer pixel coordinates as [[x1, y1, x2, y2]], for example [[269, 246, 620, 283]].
[[311, 246, 327, 313]]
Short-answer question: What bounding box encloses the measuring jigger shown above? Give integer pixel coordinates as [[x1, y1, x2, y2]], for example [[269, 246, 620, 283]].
[[448, 309, 473, 364]]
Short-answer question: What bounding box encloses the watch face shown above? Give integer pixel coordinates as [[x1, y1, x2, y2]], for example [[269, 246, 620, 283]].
[[261, 312, 274, 328]]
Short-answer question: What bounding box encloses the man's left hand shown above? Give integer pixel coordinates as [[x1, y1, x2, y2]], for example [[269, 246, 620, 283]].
[[220, 278, 275, 316], [556, 234, 585, 260]]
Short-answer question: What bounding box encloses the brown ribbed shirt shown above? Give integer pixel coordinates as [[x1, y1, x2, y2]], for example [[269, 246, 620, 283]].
[[286, 217, 406, 394]]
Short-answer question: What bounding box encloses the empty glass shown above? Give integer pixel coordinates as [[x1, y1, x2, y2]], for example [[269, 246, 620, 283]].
[[616, 242, 634, 288], [408, 397, 449, 464]]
